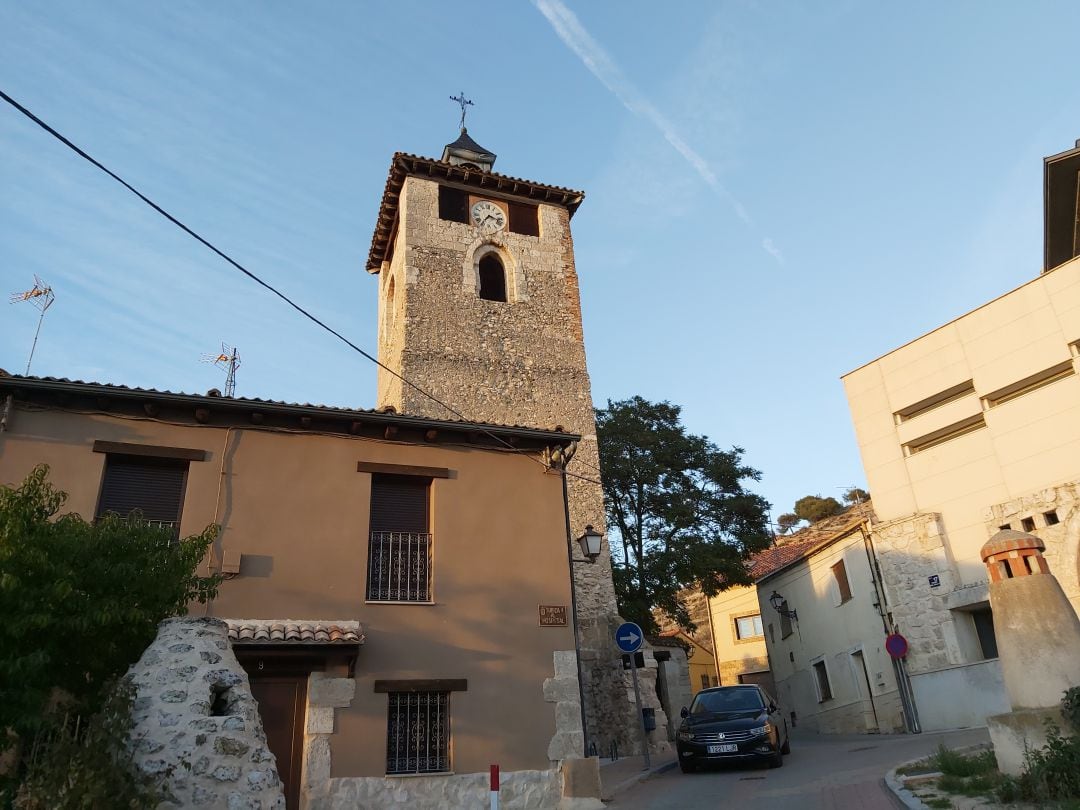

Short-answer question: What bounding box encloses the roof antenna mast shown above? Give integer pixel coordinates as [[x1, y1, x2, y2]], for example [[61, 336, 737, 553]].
[[202, 343, 241, 397], [9, 275, 55, 375]]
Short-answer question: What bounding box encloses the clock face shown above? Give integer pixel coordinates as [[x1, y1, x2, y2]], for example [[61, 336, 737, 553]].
[[470, 200, 507, 232]]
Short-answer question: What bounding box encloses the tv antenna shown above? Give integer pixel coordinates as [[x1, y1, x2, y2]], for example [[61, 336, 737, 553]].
[[201, 344, 241, 397], [9, 276, 55, 375]]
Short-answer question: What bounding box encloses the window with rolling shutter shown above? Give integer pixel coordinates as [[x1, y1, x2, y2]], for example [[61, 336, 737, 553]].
[[367, 475, 432, 602], [96, 454, 189, 534]]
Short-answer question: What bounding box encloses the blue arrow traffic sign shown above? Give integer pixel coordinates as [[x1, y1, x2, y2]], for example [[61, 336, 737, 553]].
[[615, 621, 644, 654]]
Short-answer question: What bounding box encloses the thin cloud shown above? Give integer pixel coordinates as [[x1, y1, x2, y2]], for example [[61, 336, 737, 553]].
[[762, 238, 784, 264], [533, 0, 750, 225]]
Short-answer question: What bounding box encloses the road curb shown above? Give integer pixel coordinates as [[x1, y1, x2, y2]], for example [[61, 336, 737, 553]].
[[884, 743, 991, 810], [884, 762, 937, 810], [601, 759, 678, 801]]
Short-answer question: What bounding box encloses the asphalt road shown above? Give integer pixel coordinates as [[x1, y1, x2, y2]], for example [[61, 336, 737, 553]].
[[609, 727, 990, 809]]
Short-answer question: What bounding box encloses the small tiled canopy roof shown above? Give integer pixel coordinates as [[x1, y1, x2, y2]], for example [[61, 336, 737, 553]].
[[226, 620, 364, 646]]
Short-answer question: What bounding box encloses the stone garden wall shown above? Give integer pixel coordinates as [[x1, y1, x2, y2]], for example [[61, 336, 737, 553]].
[[126, 617, 285, 809]]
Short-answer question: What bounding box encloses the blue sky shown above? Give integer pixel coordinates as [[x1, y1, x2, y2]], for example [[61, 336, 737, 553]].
[[3, 1, 1079, 520]]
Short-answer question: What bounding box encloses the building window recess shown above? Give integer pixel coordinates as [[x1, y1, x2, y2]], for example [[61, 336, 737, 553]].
[[893, 380, 975, 424], [366, 474, 433, 602], [735, 614, 764, 640], [1044, 510, 1060, 526], [478, 254, 507, 302], [96, 454, 189, 537], [982, 360, 1075, 408], [831, 559, 853, 605], [437, 186, 539, 236], [779, 602, 793, 640], [903, 414, 986, 456], [385, 691, 450, 775], [971, 608, 999, 660], [812, 660, 832, 702]]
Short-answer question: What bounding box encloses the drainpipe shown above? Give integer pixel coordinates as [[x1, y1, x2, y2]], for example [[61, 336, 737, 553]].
[[704, 593, 721, 686], [859, 521, 921, 733]]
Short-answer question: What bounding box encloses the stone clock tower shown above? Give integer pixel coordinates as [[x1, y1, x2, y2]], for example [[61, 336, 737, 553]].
[[365, 129, 665, 753]]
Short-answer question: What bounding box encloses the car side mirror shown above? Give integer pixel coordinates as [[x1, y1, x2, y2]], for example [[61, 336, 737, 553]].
[[680, 707, 689, 718], [769, 703, 778, 713]]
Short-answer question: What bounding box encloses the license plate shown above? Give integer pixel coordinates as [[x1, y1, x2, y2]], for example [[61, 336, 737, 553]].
[[708, 744, 738, 754]]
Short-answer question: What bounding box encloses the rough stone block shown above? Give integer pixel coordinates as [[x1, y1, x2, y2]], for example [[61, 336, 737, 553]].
[[543, 677, 579, 704], [305, 735, 332, 787], [308, 677, 355, 708], [561, 756, 600, 798], [553, 650, 578, 679], [306, 706, 335, 735], [547, 730, 584, 761], [555, 700, 583, 733]]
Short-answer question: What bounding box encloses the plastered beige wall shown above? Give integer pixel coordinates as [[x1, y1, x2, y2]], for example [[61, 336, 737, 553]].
[[0, 407, 575, 776], [844, 257, 1080, 586], [760, 534, 904, 734]]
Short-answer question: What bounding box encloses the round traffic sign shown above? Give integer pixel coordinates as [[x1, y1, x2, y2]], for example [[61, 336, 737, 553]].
[[885, 633, 909, 659], [615, 622, 644, 654]]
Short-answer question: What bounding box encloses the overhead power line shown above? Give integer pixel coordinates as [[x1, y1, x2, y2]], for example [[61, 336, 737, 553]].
[[0, 88, 604, 486]]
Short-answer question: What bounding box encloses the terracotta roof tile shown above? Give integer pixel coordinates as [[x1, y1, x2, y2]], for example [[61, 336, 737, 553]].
[[751, 502, 875, 582], [366, 152, 586, 272], [226, 619, 364, 646], [0, 373, 580, 441]]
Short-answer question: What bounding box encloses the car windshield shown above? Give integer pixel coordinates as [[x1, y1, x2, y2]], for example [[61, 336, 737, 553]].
[[690, 688, 764, 715]]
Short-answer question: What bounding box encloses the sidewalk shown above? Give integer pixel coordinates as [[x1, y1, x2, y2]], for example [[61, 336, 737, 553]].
[[598, 751, 678, 801]]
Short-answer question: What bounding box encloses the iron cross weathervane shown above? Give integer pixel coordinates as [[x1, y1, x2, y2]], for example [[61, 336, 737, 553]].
[[450, 91, 473, 129]]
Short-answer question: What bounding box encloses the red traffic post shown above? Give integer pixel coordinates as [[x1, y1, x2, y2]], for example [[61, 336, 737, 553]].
[[490, 764, 499, 810]]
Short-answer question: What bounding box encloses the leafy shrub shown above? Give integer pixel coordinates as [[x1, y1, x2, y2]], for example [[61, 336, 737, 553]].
[[929, 745, 997, 778], [0, 465, 219, 803], [995, 687, 1080, 804], [11, 680, 162, 809]]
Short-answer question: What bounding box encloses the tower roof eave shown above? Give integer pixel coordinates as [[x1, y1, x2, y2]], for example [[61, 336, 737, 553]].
[[365, 153, 586, 274]]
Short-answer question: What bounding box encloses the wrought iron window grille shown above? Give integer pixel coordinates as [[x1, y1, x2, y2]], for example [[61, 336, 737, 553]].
[[386, 691, 450, 775], [366, 532, 433, 602]]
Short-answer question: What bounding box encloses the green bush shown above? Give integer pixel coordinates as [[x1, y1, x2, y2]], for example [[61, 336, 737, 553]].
[[11, 680, 161, 809], [929, 744, 997, 778], [996, 686, 1080, 805], [0, 465, 219, 804]]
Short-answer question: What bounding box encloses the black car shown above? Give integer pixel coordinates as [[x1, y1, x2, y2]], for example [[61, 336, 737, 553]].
[[676, 684, 790, 772]]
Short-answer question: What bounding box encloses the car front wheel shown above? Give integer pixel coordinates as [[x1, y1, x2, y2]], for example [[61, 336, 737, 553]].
[[679, 759, 696, 773]]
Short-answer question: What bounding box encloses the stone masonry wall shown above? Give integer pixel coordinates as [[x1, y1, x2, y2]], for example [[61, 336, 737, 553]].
[[986, 479, 1080, 610], [315, 768, 560, 810], [127, 617, 285, 809], [374, 174, 654, 754], [871, 513, 961, 674]]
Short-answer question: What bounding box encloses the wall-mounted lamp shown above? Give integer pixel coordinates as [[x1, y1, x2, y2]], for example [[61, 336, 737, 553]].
[[769, 590, 798, 622], [576, 525, 603, 563]]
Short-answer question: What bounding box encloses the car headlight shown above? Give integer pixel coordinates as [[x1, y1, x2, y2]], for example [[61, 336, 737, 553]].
[[750, 723, 772, 736], [677, 730, 695, 742]]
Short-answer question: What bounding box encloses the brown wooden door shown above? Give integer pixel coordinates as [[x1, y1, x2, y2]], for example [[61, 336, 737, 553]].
[[249, 674, 307, 809], [738, 669, 777, 698]]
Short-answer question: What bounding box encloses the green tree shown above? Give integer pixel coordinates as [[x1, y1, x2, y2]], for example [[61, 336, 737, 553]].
[[793, 494, 844, 524], [776, 513, 801, 534], [842, 487, 870, 506], [595, 397, 771, 633], [0, 465, 219, 764]]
